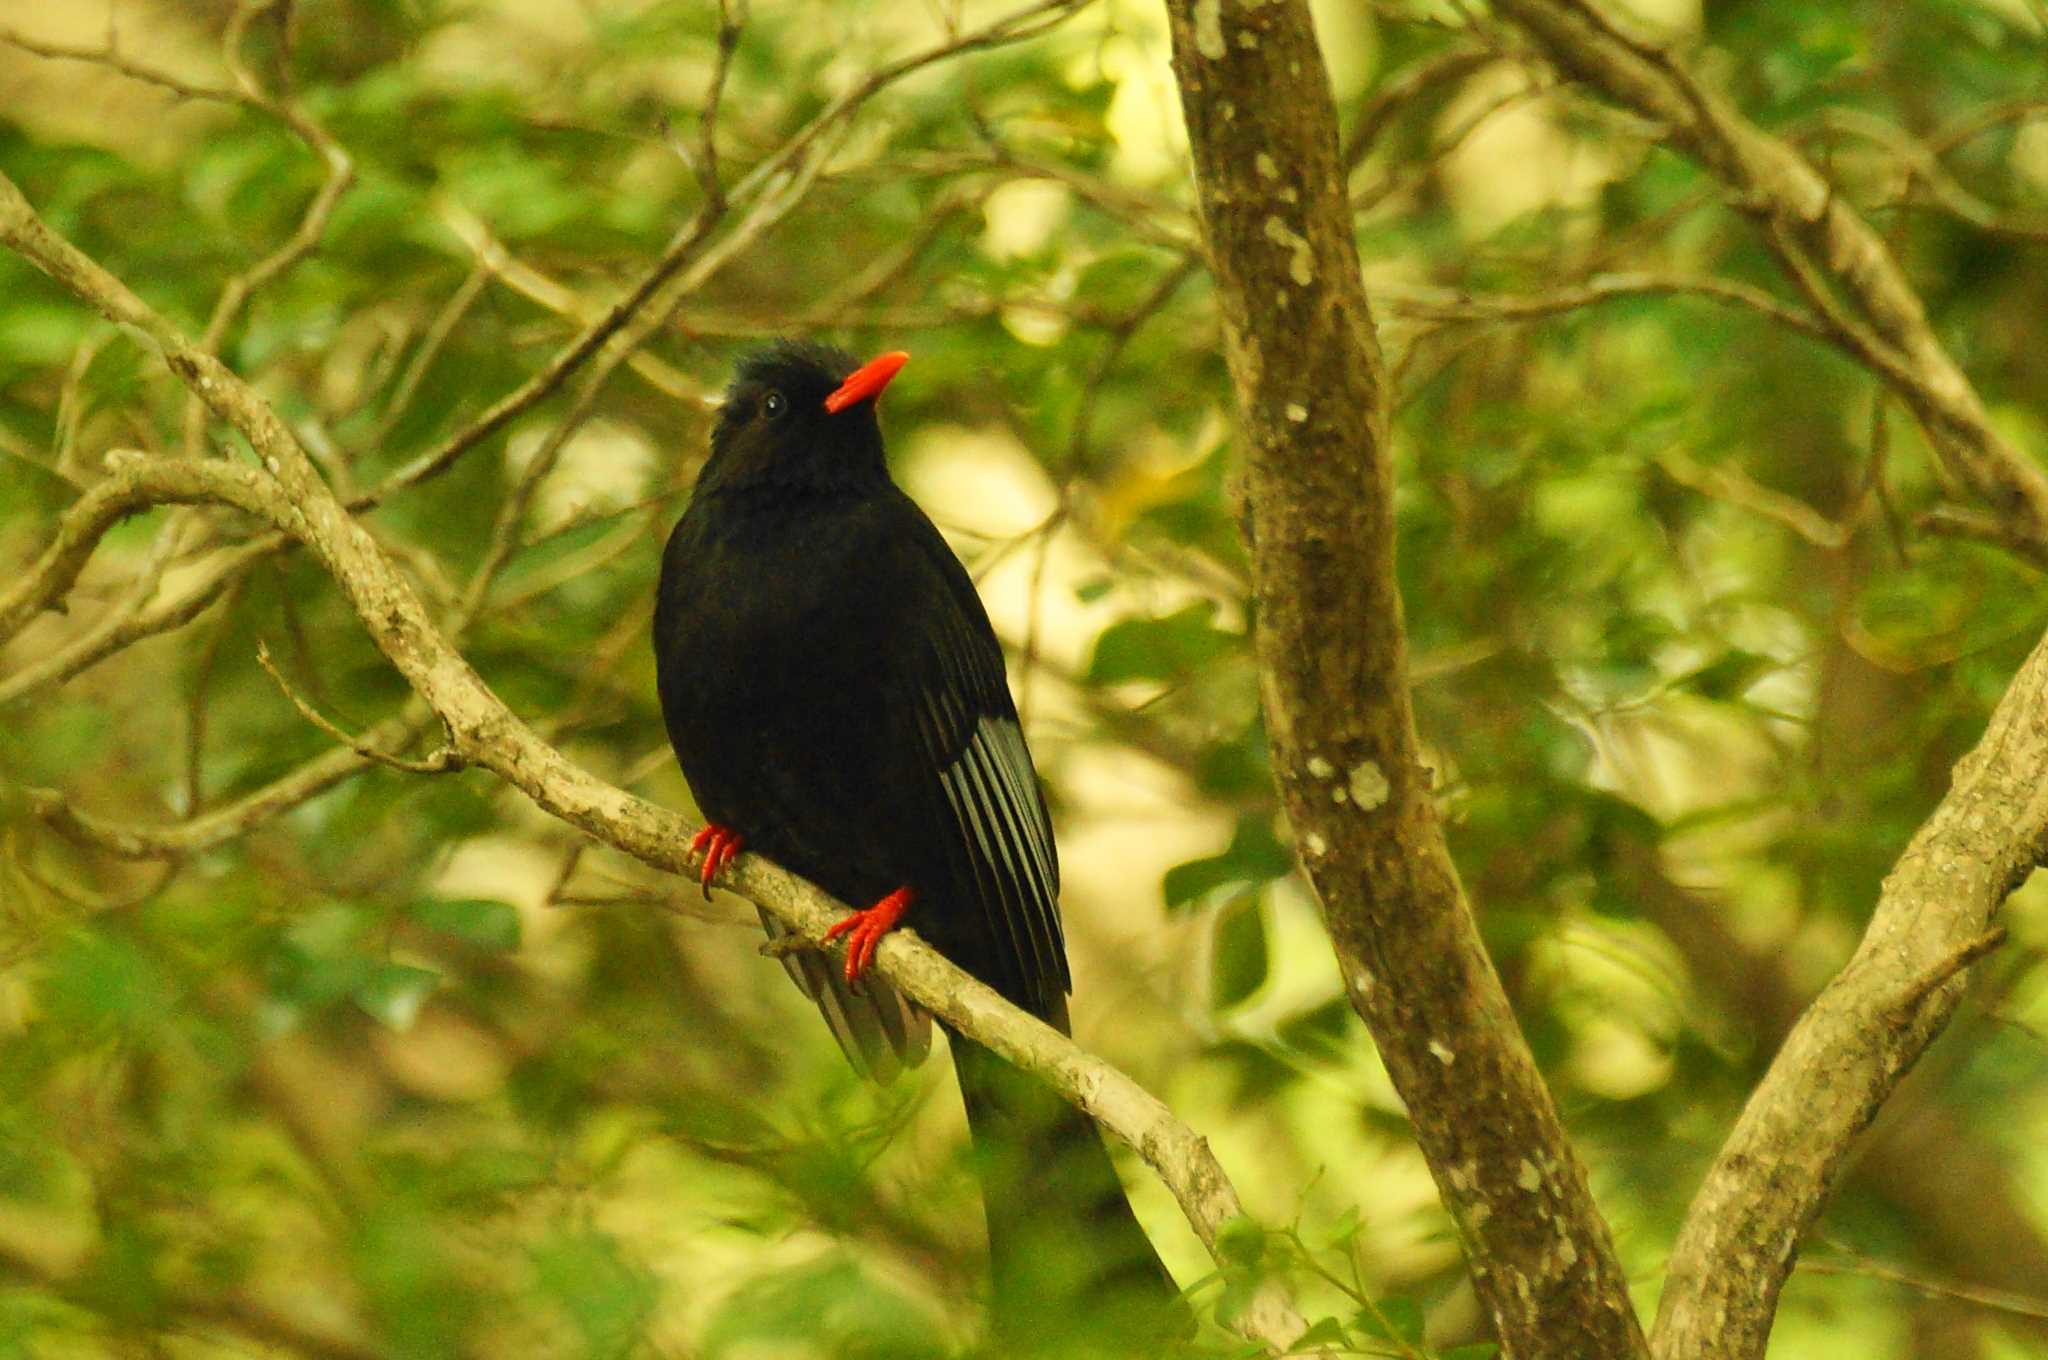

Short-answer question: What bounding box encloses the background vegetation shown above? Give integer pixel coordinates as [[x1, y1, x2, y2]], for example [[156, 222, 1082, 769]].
[[3, 0, 2047, 1356]]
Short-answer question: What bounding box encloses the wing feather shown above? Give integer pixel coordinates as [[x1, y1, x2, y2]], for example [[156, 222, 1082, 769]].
[[932, 718, 1041, 996], [943, 722, 1061, 999], [959, 722, 1064, 989], [903, 526, 1069, 1017]]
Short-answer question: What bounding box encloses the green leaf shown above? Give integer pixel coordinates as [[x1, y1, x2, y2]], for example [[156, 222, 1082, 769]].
[[1072, 249, 1170, 313], [1441, 1344, 1501, 1360], [1295, 1315, 1351, 1347], [353, 1204, 472, 1355], [1214, 1275, 1257, 1326], [1162, 813, 1294, 909], [531, 1231, 657, 1360], [1085, 601, 1239, 685], [268, 902, 377, 1013], [1276, 998, 1360, 1062], [1355, 1294, 1423, 1343], [1196, 722, 1272, 798], [1210, 895, 1269, 1009], [43, 930, 172, 1037], [0, 303, 87, 366], [698, 1257, 945, 1360], [1678, 648, 1776, 702], [1214, 1214, 1267, 1270], [409, 897, 522, 951], [355, 963, 441, 1030], [73, 1223, 166, 1328]]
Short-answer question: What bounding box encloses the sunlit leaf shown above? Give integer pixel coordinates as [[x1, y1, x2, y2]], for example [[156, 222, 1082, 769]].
[[356, 962, 442, 1030], [1210, 894, 1269, 1009], [1086, 600, 1241, 685], [1163, 813, 1294, 909]]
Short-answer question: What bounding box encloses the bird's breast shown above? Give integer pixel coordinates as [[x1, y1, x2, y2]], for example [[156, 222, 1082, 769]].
[[657, 502, 907, 717]]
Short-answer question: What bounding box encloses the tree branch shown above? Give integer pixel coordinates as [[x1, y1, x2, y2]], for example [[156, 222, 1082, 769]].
[[1489, 0, 2048, 569], [0, 21, 249, 107], [181, 0, 355, 457], [0, 535, 275, 705], [1461, 5, 2048, 1354], [1375, 273, 1837, 352], [367, 0, 1094, 505], [2, 0, 1081, 698], [1157, 5, 1646, 1358], [0, 454, 274, 648], [1649, 667, 2045, 1358], [29, 713, 426, 860], [254, 641, 460, 775]]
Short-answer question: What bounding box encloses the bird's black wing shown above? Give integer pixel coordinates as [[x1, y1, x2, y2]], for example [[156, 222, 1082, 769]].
[[891, 503, 1069, 1023]]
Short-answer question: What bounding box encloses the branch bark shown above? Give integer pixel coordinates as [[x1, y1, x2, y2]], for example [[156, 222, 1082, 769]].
[[0, 165, 1311, 1357], [1460, 5, 2048, 1354], [1157, 5, 1645, 1358], [1489, 0, 2048, 569], [1643, 626, 2048, 1360], [1624, 848, 2048, 1350]]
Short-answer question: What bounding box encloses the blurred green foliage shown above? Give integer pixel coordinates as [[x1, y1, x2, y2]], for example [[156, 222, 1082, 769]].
[[1, 0, 2047, 1356]]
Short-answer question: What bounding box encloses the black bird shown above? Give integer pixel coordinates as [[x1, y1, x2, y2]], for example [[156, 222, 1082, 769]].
[[654, 341, 1187, 1352]]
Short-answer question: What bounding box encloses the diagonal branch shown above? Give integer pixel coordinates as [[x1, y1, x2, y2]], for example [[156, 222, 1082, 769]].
[[1643, 627, 2048, 1360], [0, 456, 272, 647], [30, 710, 426, 859], [1469, 5, 2048, 1355], [254, 641, 460, 775], [1489, 0, 2048, 569]]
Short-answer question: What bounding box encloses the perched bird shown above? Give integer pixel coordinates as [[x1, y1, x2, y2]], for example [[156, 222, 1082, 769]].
[[654, 341, 1186, 1352]]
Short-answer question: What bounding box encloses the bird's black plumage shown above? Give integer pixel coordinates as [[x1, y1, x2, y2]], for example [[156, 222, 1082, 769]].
[[654, 341, 1186, 1350]]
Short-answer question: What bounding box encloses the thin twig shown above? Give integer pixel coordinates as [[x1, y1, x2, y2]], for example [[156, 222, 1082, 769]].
[[255, 641, 461, 775], [374, 263, 494, 439], [180, 573, 245, 815], [181, 0, 356, 457], [0, 22, 246, 104], [1883, 926, 2007, 1021], [1656, 449, 1850, 550], [1926, 95, 2048, 157], [694, 0, 747, 210], [1799, 1253, 2048, 1323], [0, 537, 275, 705], [375, 0, 1101, 505], [1375, 273, 1838, 350]]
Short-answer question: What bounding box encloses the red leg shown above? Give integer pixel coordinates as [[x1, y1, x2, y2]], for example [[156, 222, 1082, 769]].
[[688, 824, 744, 899], [823, 886, 913, 984]]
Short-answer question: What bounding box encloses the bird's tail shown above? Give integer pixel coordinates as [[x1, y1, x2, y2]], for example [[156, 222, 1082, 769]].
[[949, 1032, 1192, 1356]]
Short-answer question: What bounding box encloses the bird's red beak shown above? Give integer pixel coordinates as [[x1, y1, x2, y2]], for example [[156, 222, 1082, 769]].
[[823, 350, 909, 414]]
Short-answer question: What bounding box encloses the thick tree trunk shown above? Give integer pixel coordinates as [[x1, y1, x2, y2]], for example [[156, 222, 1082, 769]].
[[1158, 5, 1646, 1357]]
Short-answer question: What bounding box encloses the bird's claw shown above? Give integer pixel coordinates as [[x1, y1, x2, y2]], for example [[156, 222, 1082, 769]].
[[823, 886, 913, 985], [689, 824, 744, 899]]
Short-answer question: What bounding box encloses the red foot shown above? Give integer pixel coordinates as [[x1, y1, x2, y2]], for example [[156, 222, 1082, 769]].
[[823, 886, 913, 984], [689, 824, 744, 898]]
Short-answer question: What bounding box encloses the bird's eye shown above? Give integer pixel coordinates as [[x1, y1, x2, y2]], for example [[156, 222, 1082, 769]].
[[762, 391, 787, 419]]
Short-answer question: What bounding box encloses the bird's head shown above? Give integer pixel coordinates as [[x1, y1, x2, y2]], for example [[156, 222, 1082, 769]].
[[701, 340, 909, 495]]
